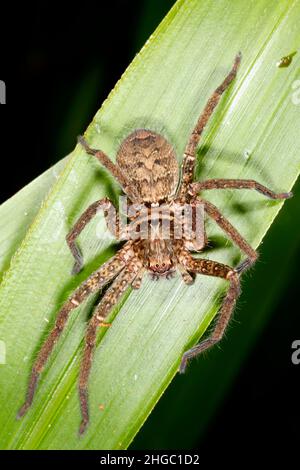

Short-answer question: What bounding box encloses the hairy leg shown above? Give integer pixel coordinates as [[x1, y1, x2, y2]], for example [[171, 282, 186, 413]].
[[66, 197, 119, 274], [78, 259, 143, 435], [131, 267, 145, 289], [190, 179, 292, 200], [177, 248, 240, 372], [201, 198, 258, 273], [17, 243, 134, 419], [78, 136, 140, 202], [178, 53, 241, 199]]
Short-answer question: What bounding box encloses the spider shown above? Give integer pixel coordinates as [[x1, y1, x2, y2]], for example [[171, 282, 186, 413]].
[[17, 53, 292, 435]]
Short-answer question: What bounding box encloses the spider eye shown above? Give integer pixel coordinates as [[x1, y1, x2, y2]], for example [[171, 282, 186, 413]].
[[136, 161, 144, 168], [162, 263, 165, 267]]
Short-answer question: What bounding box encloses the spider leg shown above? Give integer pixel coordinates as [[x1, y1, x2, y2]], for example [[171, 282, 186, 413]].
[[17, 243, 134, 420], [178, 53, 241, 199], [190, 179, 292, 200], [78, 259, 143, 435], [78, 136, 139, 202], [131, 267, 145, 289], [66, 197, 120, 274], [201, 198, 258, 273], [176, 248, 240, 373]]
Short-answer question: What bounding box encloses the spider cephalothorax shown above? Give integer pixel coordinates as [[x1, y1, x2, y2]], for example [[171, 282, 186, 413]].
[[143, 239, 176, 278], [18, 53, 292, 435]]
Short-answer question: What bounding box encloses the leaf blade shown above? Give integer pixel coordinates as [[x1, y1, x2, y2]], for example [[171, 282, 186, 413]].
[[0, 0, 299, 450]]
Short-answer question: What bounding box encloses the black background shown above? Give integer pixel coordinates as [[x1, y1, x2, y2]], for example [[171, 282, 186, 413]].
[[0, 1, 179, 202], [0, 1, 148, 202], [0, 0, 299, 453]]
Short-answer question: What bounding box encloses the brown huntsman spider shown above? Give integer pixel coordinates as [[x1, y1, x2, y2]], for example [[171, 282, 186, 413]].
[[18, 53, 292, 435]]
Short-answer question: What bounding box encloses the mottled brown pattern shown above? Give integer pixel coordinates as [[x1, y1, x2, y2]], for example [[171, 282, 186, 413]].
[[117, 129, 179, 203], [18, 53, 292, 435]]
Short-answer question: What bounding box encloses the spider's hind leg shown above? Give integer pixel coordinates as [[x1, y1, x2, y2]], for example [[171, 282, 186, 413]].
[[178, 53, 241, 199]]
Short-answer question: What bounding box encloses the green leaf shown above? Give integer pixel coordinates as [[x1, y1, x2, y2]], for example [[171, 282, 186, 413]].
[[0, 158, 68, 280], [0, 0, 299, 450], [132, 178, 300, 448]]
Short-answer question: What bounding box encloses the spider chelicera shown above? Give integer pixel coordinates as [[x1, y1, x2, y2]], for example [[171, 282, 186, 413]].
[[17, 53, 292, 435]]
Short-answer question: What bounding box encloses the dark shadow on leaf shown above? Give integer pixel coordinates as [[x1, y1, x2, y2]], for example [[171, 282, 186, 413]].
[[231, 202, 248, 215], [232, 199, 282, 215], [205, 235, 229, 251], [195, 145, 279, 189]]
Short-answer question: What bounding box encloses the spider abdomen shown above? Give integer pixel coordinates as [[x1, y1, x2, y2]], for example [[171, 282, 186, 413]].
[[116, 129, 179, 204]]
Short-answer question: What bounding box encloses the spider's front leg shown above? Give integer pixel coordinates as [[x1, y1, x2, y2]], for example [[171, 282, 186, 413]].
[[176, 248, 240, 373], [66, 198, 119, 274], [17, 244, 133, 421], [78, 258, 143, 435]]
